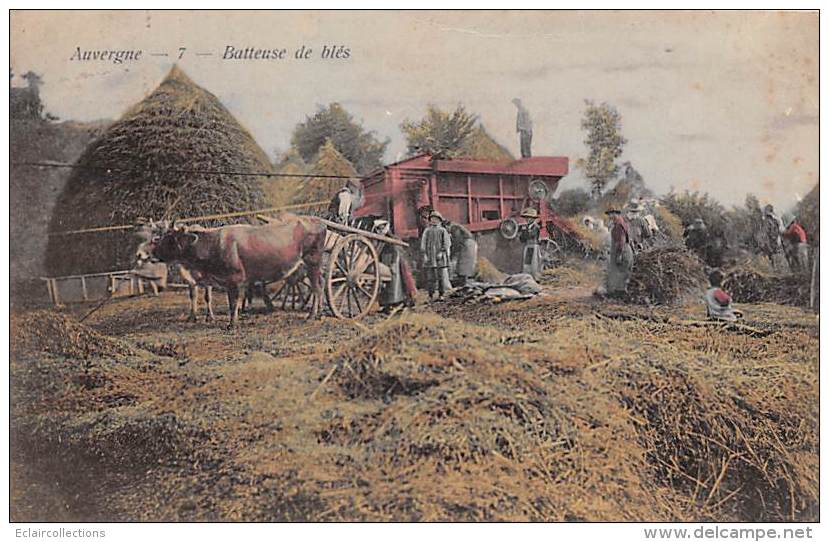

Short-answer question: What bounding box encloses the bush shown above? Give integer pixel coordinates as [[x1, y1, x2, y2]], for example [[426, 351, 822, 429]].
[[554, 188, 592, 217]]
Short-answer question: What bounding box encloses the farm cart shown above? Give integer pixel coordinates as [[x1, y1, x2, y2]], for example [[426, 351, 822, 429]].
[[261, 216, 407, 319]]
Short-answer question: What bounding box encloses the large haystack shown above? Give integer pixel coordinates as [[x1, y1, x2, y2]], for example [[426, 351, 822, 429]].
[[45, 66, 272, 276]]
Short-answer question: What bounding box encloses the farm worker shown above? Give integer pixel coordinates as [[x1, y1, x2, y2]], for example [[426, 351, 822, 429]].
[[444, 220, 478, 286], [782, 217, 809, 273], [605, 208, 634, 297], [758, 204, 784, 258], [420, 210, 453, 300], [512, 98, 533, 158], [704, 270, 739, 322], [373, 220, 417, 312], [684, 218, 708, 254], [328, 180, 364, 225], [625, 200, 651, 253], [519, 207, 542, 279]]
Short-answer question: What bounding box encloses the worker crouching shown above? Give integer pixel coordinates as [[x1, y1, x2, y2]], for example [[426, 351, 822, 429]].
[[705, 270, 740, 322], [420, 210, 452, 300]]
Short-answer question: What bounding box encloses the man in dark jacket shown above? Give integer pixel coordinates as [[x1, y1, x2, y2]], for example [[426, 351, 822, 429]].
[[420, 211, 452, 299]]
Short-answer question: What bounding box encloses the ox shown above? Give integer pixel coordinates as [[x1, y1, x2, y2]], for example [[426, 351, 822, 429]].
[[152, 213, 326, 327], [135, 220, 215, 322]]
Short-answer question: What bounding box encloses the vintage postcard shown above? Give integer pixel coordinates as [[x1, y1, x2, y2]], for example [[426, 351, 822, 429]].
[[8, 9, 820, 529]]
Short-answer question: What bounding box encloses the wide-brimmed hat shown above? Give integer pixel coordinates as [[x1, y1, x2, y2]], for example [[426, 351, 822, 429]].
[[605, 208, 622, 215], [372, 219, 390, 233], [429, 210, 444, 221], [520, 207, 539, 218]]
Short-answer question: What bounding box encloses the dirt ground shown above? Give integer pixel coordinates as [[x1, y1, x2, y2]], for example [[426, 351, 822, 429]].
[[10, 263, 819, 522]]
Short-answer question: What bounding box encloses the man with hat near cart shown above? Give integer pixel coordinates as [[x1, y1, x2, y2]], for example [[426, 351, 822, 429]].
[[519, 207, 543, 279], [420, 210, 453, 300], [605, 208, 634, 297]]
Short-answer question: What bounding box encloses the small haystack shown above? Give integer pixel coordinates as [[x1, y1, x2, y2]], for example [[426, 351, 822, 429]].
[[11, 310, 132, 360], [45, 66, 272, 276], [457, 125, 514, 162], [290, 139, 357, 206], [475, 256, 507, 283], [723, 268, 812, 306], [265, 149, 308, 207], [625, 247, 707, 305]]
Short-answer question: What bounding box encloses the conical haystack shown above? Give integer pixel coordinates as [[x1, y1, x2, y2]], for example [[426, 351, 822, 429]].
[[290, 139, 358, 205], [45, 66, 272, 275], [458, 125, 514, 162], [265, 149, 308, 208]]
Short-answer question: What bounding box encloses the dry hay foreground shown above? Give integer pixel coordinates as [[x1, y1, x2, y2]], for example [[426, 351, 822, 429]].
[[10, 287, 818, 522]]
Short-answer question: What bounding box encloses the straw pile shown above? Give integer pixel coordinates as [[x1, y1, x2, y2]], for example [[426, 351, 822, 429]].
[[723, 268, 812, 306], [475, 256, 507, 283], [45, 66, 272, 276], [11, 310, 132, 360], [625, 247, 707, 305], [312, 313, 817, 521], [10, 293, 818, 521]]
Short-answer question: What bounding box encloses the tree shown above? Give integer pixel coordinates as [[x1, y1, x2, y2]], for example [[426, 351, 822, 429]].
[[576, 101, 627, 198], [400, 105, 478, 159], [291, 103, 388, 175]]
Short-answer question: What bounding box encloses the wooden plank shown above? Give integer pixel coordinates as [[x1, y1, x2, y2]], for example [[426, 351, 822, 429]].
[[50, 279, 61, 305], [40, 269, 133, 281], [45, 278, 55, 305], [259, 214, 409, 247]]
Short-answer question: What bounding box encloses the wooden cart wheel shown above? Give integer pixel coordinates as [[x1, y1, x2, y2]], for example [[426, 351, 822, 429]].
[[325, 234, 380, 319], [270, 266, 313, 312]]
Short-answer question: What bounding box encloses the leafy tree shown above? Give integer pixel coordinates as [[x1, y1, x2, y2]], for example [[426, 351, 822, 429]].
[[400, 105, 478, 159], [576, 101, 627, 197], [291, 103, 388, 175]]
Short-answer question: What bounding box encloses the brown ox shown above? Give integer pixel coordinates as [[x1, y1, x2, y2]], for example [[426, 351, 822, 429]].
[[152, 214, 326, 327], [136, 221, 215, 322]]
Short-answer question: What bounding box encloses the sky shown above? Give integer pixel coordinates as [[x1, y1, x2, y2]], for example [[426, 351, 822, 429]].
[[10, 10, 818, 209]]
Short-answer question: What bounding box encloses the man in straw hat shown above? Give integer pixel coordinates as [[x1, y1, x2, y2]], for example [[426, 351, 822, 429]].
[[605, 208, 634, 297], [519, 207, 543, 279], [420, 210, 452, 300]]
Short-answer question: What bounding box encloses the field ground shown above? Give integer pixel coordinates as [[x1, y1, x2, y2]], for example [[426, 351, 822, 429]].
[[10, 263, 819, 521]]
